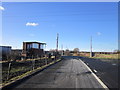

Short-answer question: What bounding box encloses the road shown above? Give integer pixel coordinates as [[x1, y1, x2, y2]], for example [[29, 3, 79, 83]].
[[79, 56, 119, 88], [9, 56, 108, 89]]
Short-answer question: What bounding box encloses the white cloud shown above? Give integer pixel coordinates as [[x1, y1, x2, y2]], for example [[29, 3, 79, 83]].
[[26, 22, 39, 26], [0, 6, 5, 11], [97, 32, 101, 36]]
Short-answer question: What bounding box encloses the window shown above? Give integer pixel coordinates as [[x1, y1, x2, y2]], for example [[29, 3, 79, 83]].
[[32, 43, 39, 49]]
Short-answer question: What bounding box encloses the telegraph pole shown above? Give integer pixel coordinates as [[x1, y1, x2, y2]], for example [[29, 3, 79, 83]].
[[56, 33, 59, 51], [90, 36, 93, 57], [61, 44, 63, 56]]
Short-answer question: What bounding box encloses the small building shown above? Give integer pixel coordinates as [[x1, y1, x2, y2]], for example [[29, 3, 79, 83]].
[[0, 46, 12, 60], [22, 42, 46, 59]]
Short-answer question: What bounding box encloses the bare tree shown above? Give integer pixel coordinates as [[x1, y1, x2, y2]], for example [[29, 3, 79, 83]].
[[114, 49, 120, 53], [11, 52, 21, 61]]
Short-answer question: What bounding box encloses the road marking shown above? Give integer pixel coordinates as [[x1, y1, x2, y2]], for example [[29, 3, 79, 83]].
[[79, 59, 108, 89], [112, 63, 116, 66], [93, 69, 97, 73]]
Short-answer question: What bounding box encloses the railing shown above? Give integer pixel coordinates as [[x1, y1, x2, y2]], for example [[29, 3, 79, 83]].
[[2, 56, 61, 85]]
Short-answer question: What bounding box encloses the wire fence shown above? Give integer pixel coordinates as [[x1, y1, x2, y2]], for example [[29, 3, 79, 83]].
[[2, 56, 61, 84]]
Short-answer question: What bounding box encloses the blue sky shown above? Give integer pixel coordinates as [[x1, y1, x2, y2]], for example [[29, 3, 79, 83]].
[[1, 2, 118, 51]]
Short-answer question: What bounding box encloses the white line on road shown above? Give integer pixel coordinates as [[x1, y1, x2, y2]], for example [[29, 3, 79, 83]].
[[86, 63, 89, 65], [112, 63, 117, 66], [93, 69, 97, 73], [79, 59, 109, 89]]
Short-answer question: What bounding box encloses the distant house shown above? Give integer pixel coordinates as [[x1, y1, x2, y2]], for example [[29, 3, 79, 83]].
[[22, 42, 46, 59], [0, 46, 12, 60]]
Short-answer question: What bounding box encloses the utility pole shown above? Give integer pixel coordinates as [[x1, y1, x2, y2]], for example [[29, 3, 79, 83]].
[[61, 44, 63, 56], [56, 33, 59, 51], [90, 36, 93, 57], [55, 33, 59, 61]]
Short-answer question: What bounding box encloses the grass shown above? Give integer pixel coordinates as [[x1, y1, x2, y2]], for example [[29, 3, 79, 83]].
[[92, 54, 119, 59], [73, 53, 119, 59], [1, 58, 61, 88], [10, 67, 29, 72], [1, 57, 49, 63]]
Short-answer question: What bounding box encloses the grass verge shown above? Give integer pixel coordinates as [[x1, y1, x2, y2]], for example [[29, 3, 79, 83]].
[[1, 58, 61, 88]]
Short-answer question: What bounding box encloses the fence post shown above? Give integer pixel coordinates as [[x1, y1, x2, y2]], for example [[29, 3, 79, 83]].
[[32, 59, 35, 70], [7, 61, 12, 80], [45, 56, 47, 65], [54, 56, 56, 63]]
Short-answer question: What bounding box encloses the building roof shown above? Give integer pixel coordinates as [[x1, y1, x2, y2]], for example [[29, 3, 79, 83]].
[[0, 46, 12, 48], [23, 41, 46, 45]]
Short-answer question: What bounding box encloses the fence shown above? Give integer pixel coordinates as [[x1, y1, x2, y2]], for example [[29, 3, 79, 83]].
[[2, 56, 61, 84]]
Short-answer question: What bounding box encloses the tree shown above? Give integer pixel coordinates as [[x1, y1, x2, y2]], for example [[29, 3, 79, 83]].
[[11, 52, 21, 61], [114, 49, 120, 53]]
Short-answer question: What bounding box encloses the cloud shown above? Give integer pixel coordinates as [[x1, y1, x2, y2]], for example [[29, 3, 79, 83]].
[[26, 22, 39, 26], [0, 6, 5, 11], [97, 32, 101, 36]]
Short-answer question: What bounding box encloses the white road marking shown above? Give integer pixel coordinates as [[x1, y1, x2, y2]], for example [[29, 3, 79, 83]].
[[79, 59, 109, 89], [112, 64, 117, 66], [93, 69, 97, 73]]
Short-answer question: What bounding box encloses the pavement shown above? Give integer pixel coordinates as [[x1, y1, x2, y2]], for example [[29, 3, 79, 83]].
[[9, 56, 108, 89]]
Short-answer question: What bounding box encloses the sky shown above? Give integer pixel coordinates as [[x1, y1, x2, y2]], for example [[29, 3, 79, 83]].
[[0, 2, 118, 52], [2, 0, 120, 2]]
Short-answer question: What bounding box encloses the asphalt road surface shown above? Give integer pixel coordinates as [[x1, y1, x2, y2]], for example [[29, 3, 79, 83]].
[[79, 56, 119, 89], [10, 56, 108, 89]]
